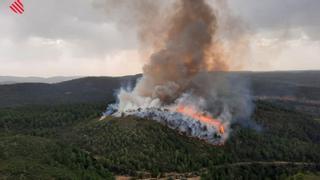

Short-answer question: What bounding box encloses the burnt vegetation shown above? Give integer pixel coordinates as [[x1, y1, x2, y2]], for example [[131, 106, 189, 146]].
[[0, 71, 320, 179]]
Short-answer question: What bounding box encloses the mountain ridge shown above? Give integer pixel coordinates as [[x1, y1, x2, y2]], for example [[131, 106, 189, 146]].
[[0, 71, 319, 107], [0, 76, 81, 85]]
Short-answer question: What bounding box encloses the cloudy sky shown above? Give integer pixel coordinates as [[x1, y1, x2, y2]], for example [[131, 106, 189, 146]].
[[0, 0, 319, 77]]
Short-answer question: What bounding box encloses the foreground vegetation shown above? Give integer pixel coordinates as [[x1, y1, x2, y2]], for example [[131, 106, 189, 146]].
[[0, 101, 319, 179]]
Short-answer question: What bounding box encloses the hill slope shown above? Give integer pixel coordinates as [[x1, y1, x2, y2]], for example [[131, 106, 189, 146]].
[[0, 135, 113, 180], [0, 75, 139, 107], [0, 71, 319, 108], [0, 101, 319, 179], [0, 76, 80, 85], [0, 71, 320, 179]]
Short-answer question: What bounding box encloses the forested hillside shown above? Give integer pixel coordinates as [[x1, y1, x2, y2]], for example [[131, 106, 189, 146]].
[[0, 71, 320, 179], [0, 101, 320, 179]]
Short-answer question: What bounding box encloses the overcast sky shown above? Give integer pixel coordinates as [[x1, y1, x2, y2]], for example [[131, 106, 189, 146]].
[[0, 0, 320, 77]]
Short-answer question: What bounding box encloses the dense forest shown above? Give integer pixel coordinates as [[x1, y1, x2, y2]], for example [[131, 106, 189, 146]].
[[0, 72, 320, 179], [0, 101, 320, 179]]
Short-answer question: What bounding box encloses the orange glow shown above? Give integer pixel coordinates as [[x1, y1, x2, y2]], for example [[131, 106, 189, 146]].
[[176, 105, 225, 134], [219, 125, 225, 134]]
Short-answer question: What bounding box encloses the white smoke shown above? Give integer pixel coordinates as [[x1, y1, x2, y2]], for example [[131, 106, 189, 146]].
[[103, 73, 252, 144]]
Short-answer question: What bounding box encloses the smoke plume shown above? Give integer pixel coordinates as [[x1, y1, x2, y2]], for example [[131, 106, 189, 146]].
[[98, 0, 253, 144]]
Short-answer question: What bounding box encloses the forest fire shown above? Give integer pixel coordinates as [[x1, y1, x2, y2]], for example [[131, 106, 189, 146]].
[[102, 0, 253, 145], [176, 105, 225, 135], [106, 104, 229, 144]]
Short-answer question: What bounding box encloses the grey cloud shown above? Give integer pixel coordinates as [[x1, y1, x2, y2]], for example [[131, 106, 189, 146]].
[[0, 0, 138, 59], [2, 0, 320, 57], [228, 0, 320, 39], [0, 0, 319, 76]]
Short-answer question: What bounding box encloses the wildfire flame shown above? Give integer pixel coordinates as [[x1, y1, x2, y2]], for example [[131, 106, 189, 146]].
[[176, 105, 225, 134]]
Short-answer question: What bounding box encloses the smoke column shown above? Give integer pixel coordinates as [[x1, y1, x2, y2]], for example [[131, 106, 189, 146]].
[[98, 0, 253, 144]]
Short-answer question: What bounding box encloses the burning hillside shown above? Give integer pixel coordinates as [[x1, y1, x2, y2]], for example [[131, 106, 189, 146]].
[[102, 0, 252, 144]]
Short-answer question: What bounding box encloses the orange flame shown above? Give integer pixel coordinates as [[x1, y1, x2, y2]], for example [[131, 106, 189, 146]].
[[219, 125, 225, 134], [176, 105, 225, 134]]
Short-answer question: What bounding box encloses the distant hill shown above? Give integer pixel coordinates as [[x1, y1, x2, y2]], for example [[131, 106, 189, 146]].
[[0, 76, 81, 84], [242, 71, 320, 99], [0, 71, 319, 107], [244, 71, 320, 87], [0, 75, 140, 107]]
